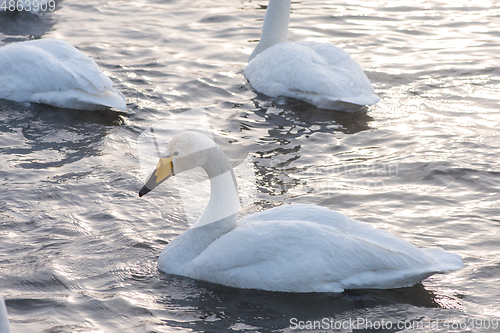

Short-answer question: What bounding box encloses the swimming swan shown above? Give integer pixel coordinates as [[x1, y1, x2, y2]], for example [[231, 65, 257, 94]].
[[0, 39, 126, 111], [244, 0, 379, 110], [139, 132, 463, 292], [0, 295, 9, 333]]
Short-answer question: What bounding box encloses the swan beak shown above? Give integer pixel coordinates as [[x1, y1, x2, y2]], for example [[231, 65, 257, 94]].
[[139, 154, 175, 197]]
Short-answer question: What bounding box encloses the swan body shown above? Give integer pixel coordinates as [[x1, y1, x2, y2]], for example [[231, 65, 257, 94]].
[[244, 0, 379, 110], [139, 132, 463, 293], [0, 39, 126, 111]]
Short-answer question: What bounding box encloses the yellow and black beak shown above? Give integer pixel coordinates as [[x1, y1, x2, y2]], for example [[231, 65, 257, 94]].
[[139, 153, 175, 197]]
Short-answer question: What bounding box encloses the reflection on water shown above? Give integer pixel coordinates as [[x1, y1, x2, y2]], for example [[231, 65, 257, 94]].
[[232, 98, 374, 199], [0, 0, 499, 332], [0, 3, 59, 40], [155, 275, 455, 332], [0, 102, 125, 168], [251, 96, 373, 133]]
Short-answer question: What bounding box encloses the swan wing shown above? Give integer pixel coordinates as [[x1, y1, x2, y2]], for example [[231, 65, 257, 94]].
[[244, 41, 379, 109], [184, 205, 462, 292], [0, 39, 125, 110]]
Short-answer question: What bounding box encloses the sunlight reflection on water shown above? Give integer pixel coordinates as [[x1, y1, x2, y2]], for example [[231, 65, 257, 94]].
[[0, 0, 499, 332]]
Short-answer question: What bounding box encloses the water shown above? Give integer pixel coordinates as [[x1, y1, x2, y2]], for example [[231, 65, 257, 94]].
[[1, 0, 499, 332]]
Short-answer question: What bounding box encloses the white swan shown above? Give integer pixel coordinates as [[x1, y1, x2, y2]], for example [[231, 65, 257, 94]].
[[139, 132, 463, 292], [0, 295, 9, 333], [0, 39, 126, 111], [244, 0, 379, 110]]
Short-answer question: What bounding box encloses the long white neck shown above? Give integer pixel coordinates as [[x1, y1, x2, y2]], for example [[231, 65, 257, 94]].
[[158, 146, 240, 274], [249, 0, 291, 61], [195, 145, 240, 230]]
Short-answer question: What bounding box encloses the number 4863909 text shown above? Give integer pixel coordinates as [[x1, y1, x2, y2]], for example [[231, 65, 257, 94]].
[[1, 0, 56, 12]]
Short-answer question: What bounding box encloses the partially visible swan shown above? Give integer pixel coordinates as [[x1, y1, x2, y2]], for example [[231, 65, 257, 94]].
[[0, 39, 126, 111], [139, 132, 463, 293], [244, 0, 379, 110], [0, 295, 9, 333]]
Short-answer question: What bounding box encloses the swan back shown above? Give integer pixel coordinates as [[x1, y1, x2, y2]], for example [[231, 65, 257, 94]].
[[0, 39, 126, 110], [245, 41, 379, 108], [30, 39, 114, 95], [186, 204, 463, 292]]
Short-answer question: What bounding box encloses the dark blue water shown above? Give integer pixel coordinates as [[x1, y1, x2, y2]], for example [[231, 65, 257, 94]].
[[1, 0, 500, 332]]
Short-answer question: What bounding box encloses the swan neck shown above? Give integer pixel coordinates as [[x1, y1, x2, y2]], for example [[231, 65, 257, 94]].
[[158, 145, 240, 274], [249, 0, 291, 61]]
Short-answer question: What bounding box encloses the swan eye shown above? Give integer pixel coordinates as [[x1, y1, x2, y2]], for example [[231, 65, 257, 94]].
[[163, 151, 179, 159]]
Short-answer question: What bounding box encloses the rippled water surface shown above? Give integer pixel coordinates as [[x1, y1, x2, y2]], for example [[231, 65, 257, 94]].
[[1, 0, 500, 332]]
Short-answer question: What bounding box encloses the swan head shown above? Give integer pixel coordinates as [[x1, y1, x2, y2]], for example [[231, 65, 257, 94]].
[[139, 131, 218, 197]]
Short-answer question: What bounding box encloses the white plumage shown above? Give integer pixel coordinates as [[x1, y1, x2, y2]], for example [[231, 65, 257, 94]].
[[0, 39, 126, 111], [140, 132, 463, 293], [0, 295, 9, 333], [244, 0, 379, 110]]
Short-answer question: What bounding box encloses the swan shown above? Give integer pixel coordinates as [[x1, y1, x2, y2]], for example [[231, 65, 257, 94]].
[[0, 295, 9, 333], [0, 39, 126, 111], [139, 132, 463, 293], [244, 0, 379, 111]]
